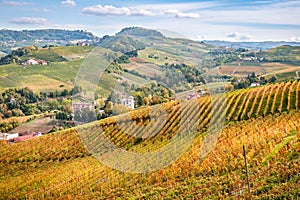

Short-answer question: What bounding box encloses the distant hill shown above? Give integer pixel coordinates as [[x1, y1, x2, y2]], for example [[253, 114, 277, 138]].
[[204, 40, 300, 50], [116, 27, 164, 38], [1, 26, 300, 95], [97, 27, 165, 53], [98, 34, 146, 53], [0, 29, 100, 53]]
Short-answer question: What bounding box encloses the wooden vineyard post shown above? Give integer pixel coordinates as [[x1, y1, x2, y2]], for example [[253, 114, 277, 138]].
[[243, 145, 251, 194]]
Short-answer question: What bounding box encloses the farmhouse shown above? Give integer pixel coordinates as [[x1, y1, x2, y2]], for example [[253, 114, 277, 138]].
[[0, 132, 43, 144], [36, 59, 47, 65], [120, 96, 135, 109], [23, 59, 38, 65], [23, 59, 47, 66], [250, 82, 260, 87], [14, 132, 42, 143], [14, 134, 35, 143], [185, 90, 208, 100], [0, 132, 19, 141]]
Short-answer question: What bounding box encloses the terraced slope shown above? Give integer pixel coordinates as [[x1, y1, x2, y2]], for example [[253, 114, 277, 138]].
[[0, 81, 300, 199]]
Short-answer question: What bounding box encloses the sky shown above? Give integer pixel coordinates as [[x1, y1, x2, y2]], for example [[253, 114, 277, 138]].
[[0, 0, 300, 41]]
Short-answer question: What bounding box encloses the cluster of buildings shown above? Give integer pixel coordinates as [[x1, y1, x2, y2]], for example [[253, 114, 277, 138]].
[[185, 89, 208, 100], [0, 132, 42, 144], [22, 59, 47, 66], [72, 96, 135, 116]]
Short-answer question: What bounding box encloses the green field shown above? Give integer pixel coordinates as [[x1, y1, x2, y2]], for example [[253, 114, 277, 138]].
[[138, 47, 189, 65], [0, 61, 81, 92], [0, 47, 118, 94], [51, 46, 95, 60]]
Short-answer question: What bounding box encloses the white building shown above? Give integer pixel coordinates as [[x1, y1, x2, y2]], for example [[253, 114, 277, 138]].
[[0, 133, 19, 141], [24, 59, 39, 65], [250, 82, 260, 87], [23, 59, 47, 66], [121, 96, 135, 109]]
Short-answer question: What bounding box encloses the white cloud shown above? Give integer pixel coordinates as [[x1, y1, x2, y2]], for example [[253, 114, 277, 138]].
[[2, 1, 30, 6], [175, 12, 200, 19], [196, 35, 207, 40], [227, 32, 254, 41], [133, 2, 220, 11], [10, 17, 48, 25], [61, 0, 76, 8], [42, 8, 52, 13], [133, 9, 156, 17], [82, 4, 200, 18], [31, 8, 52, 13], [83, 5, 132, 16], [164, 9, 200, 18], [289, 36, 300, 42]]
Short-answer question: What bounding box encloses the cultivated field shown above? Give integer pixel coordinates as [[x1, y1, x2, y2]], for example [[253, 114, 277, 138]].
[[11, 117, 55, 134], [122, 61, 161, 77], [0, 81, 299, 199]]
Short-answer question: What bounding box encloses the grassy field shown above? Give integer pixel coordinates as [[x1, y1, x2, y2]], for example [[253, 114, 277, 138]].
[[219, 65, 264, 76], [0, 115, 36, 124], [0, 60, 81, 92], [0, 47, 130, 96], [121, 71, 151, 85], [51, 46, 95, 60], [0, 75, 17, 89], [211, 61, 300, 79], [262, 62, 300, 77], [22, 48, 66, 62], [138, 47, 190, 66], [122, 61, 161, 77], [11, 117, 55, 134], [18, 74, 73, 92]]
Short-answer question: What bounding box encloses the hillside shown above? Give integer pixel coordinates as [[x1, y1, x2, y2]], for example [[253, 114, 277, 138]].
[[0, 29, 100, 53], [0, 81, 299, 199], [0, 27, 216, 98], [205, 40, 300, 50], [0, 46, 119, 95], [208, 45, 300, 82], [0, 27, 300, 101]]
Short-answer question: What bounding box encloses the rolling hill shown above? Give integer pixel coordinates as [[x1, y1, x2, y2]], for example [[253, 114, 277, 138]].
[[205, 40, 300, 50], [0, 28, 216, 97], [0, 81, 300, 199], [0, 29, 100, 53], [0, 27, 299, 100]]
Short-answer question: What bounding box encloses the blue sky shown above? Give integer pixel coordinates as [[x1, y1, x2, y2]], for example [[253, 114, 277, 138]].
[[0, 0, 299, 41]]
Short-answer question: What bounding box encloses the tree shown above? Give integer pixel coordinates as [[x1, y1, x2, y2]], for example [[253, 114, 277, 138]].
[[47, 99, 59, 110], [104, 101, 113, 116]]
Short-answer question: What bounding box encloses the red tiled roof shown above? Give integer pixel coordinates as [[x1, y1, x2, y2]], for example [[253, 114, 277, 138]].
[[14, 134, 34, 142]]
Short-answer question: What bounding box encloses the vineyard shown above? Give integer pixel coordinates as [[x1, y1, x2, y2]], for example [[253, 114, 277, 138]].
[[0, 81, 300, 199]]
